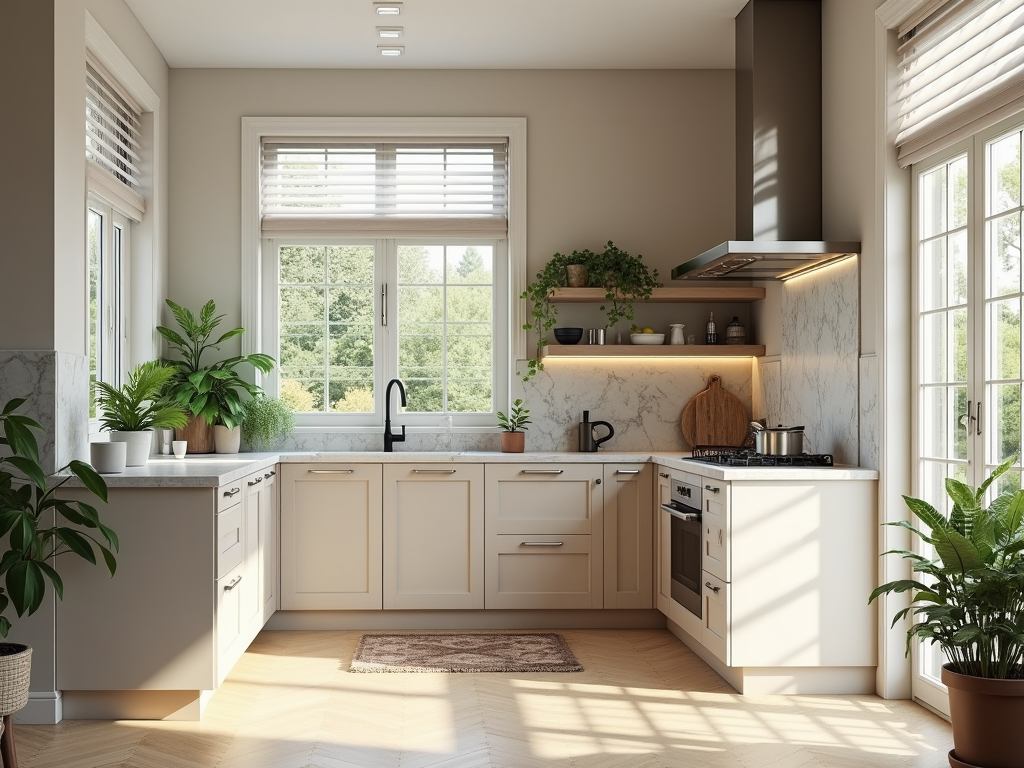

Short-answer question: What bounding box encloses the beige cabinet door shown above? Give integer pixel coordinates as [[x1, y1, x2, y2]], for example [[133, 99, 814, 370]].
[[603, 463, 653, 608], [383, 464, 484, 609], [259, 468, 278, 621], [240, 471, 263, 636], [701, 478, 730, 582], [487, 535, 600, 609], [485, 464, 603, 535], [280, 463, 383, 610], [655, 467, 672, 606]]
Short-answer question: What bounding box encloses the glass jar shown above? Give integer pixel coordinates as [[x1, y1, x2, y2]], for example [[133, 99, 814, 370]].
[[725, 316, 746, 345]]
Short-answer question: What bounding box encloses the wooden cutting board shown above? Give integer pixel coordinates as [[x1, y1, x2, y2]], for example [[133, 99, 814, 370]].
[[680, 374, 749, 448]]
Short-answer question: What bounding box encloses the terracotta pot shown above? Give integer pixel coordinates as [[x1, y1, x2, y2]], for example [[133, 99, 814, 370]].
[[176, 415, 214, 454], [942, 664, 1024, 768], [565, 264, 588, 288], [213, 425, 241, 454], [501, 431, 525, 453]]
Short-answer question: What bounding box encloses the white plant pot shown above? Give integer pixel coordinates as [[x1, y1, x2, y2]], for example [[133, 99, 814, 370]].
[[214, 425, 241, 454], [89, 441, 127, 474], [108, 430, 154, 467]]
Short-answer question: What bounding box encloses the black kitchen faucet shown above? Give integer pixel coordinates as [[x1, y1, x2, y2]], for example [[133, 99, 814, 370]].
[[384, 378, 407, 452]]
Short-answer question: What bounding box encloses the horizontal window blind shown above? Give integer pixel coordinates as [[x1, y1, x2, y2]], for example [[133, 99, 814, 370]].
[[885, 0, 1024, 166], [261, 140, 508, 236], [85, 54, 145, 220]]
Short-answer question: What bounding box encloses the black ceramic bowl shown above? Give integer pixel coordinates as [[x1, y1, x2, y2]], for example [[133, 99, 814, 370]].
[[552, 327, 584, 345]]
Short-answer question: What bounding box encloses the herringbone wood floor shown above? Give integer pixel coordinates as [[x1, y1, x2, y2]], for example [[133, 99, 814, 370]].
[[16, 629, 952, 767]]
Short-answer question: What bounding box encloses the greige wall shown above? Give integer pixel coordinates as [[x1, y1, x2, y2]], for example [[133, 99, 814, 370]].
[[167, 69, 736, 349]]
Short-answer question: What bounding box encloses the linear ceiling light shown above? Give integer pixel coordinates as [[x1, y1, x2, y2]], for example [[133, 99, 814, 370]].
[[376, 26, 403, 38], [374, 3, 402, 15], [378, 46, 405, 56]]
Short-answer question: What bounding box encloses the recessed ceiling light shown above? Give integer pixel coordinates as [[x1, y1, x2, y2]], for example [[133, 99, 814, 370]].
[[377, 26, 403, 38], [378, 46, 404, 56], [374, 3, 402, 15]]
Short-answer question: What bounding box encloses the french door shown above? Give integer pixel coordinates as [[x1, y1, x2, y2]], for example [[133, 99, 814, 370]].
[[912, 115, 1024, 714]]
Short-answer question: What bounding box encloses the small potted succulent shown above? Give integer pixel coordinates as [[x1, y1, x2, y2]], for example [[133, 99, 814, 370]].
[[92, 361, 189, 467], [497, 399, 531, 453]]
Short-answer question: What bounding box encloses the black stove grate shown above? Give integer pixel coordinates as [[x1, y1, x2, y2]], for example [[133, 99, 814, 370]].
[[689, 446, 835, 467]]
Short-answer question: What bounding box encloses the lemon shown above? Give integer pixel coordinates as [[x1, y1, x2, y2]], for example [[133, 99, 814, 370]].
[[642, 327, 654, 334]]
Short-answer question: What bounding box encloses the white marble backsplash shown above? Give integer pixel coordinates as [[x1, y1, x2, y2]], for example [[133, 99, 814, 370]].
[[780, 259, 860, 464], [513, 358, 753, 452], [278, 429, 500, 453], [859, 354, 878, 470], [757, 358, 783, 426]]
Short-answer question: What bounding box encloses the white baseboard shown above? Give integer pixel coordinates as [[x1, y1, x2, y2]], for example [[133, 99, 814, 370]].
[[266, 609, 667, 631], [15, 690, 62, 724]]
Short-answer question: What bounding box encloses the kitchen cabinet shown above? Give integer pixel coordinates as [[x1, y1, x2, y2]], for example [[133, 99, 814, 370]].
[[383, 464, 484, 609], [484, 464, 604, 609], [602, 463, 652, 608], [280, 463, 383, 610], [259, 467, 279, 621]]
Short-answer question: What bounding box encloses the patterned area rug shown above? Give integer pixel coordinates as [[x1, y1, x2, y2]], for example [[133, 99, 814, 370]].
[[350, 633, 584, 673]]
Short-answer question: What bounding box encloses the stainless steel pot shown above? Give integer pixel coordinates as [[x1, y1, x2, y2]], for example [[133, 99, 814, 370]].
[[750, 422, 805, 456]]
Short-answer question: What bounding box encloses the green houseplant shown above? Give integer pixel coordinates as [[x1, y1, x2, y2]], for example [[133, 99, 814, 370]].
[[0, 397, 117, 738], [869, 456, 1024, 767], [497, 398, 531, 453], [158, 299, 275, 454], [93, 361, 189, 467], [240, 396, 295, 451], [519, 241, 659, 380]]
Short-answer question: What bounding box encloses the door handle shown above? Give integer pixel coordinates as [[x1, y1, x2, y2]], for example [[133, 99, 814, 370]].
[[977, 401, 982, 436], [224, 575, 243, 591], [520, 469, 563, 474], [307, 469, 354, 474], [521, 541, 563, 547], [616, 469, 641, 475], [412, 469, 457, 474], [705, 581, 721, 594], [223, 487, 240, 497]]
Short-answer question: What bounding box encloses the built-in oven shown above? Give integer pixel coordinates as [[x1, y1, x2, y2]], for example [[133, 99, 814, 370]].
[[661, 475, 702, 618]]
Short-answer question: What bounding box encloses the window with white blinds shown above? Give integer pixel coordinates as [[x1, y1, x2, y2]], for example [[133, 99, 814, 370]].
[[882, 0, 1024, 166], [85, 54, 145, 220], [260, 140, 508, 236]]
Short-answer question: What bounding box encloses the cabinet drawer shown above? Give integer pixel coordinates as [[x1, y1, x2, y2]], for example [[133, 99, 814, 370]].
[[217, 563, 243, 659], [485, 534, 601, 609], [216, 504, 243, 578], [485, 464, 601, 534], [701, 570, 730, 664], [217, 482, 244, 514]]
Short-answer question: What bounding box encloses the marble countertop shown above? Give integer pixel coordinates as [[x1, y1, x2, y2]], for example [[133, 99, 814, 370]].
[[68, 450, 878, 487]]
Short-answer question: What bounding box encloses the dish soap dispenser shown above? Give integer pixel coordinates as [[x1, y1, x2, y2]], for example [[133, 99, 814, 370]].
[[705, 312, 718, 345]]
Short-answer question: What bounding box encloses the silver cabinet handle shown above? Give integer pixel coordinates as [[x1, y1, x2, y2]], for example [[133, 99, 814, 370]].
[[264, 471, 274, 479], [977, 401, 982, 435], [520, 469, 564, 474], [705, 581, 721, 594], [381, 283, 388, 327], [308, 469, 354, 474], [662, 504, 699, 522], [248, 476, 263, 486], [719, 529, 723, 546], [521, 541, 563, 546], [224, 575, 243, 591], [659, 472, 670, 478], [223, 487, 240, 497], [412, 469, 457, 474], [616, 469, 641, 475], [705, 485, 720, 494]]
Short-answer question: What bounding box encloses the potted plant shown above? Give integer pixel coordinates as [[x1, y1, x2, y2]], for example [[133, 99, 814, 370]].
[[158, 299, 275, 454], [0, 397, 117, 750], [519, 241, 659, 380], [92, 361, 189, 467], [240, 396, 295, 451], [497, 398, 531, 453], [869, 455, 1024, 768]]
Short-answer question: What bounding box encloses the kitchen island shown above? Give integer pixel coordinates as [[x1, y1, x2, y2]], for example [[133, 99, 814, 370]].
[[54, 451, 878, 720]]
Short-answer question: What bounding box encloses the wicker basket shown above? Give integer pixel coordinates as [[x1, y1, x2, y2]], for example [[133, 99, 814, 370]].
[[0, 644, 32, 716]]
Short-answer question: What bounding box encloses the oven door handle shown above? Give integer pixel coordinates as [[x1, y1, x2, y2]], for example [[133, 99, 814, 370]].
[[661, 504, 700, 522]]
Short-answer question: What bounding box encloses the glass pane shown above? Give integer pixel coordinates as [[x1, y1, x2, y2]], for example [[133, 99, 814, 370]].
[[921, 238, 946, 311], [922, 386, 950, 459], [989, 130, 1021, 216], [327, 245, 374, 284], [921, 164, 947, 239], [446, 245, 493, 284], [989, 298, 1021, 380], [279, 285, 325, 411], [447, 287, 492, 323], [398, 245, 443, 283], [921, 312, 949, 384], [989, 382, 1021, 465], [950, 155, 969, 229], [988, 212, 1021, 298], [280, 245, 325, 284], [950, 230, 968, 306], [87, 209, 102, 419], [952, 307, 968, 382]]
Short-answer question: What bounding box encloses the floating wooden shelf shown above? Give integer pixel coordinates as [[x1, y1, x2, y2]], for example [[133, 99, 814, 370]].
[[548, 287, 766, 303], [540, 344, 766, 358]]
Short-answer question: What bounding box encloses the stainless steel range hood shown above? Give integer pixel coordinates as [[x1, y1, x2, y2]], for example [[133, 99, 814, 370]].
[[673, 0, 860, 281]]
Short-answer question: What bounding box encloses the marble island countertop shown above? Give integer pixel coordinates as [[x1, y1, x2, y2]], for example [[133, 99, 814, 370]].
[[66, 450, 879, 487]]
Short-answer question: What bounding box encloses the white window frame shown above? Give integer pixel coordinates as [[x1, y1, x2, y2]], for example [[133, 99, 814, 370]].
[[241, 117, 527, 431]]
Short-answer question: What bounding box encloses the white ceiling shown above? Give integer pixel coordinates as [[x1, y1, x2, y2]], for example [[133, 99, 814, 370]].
[[123, 0, 748, 70]]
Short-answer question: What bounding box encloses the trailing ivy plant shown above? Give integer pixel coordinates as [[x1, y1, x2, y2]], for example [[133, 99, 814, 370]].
[[240, 395, 295, 451], [518, 241, 659, 380]]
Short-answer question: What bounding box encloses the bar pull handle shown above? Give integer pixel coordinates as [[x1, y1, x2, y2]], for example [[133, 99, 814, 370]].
[[381, 283, 387, 327], [705, 581, 721, 594], [659, 472, 670, 478], [308, 469, 354, 474], [224, 575, 243, 591], [412, 469, 457, 474], [521, 541, 563, 547], [977, 401, 982, 436], [223, 487, 241, 497], [520, 469, 563, 474], [705, 485, 720, 494], [616, 469, 641, 475]]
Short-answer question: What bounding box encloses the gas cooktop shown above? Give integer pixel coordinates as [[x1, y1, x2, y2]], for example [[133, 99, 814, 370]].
[[688, 447, 835, 467]]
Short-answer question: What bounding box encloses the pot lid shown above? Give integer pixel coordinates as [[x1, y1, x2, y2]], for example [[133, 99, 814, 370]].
[[762, 425, 804, 432]]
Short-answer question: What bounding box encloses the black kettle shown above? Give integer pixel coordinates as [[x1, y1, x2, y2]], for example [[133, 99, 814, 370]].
[[579, 410, 615, 452]]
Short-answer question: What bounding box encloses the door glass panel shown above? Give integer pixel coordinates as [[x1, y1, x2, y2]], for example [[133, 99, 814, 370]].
[[87, 208, 103, 419], [989, 131, 1021, 216], [921, 164, 947, 239], [988, 212, 1021, 298]]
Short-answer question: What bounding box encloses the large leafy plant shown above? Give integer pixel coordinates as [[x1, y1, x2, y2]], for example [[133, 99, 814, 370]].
[[92, 361, 189, 432], [0, 398, 117, 637], [158, 299, 275, 430], [869, 456, 1024, 679]]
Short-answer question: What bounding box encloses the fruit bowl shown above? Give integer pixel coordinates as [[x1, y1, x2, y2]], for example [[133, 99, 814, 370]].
[[630, 333, 665, 345]]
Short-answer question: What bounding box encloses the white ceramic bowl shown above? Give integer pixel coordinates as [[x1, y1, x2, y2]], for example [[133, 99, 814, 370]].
[[630, 333, 665, 345]]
